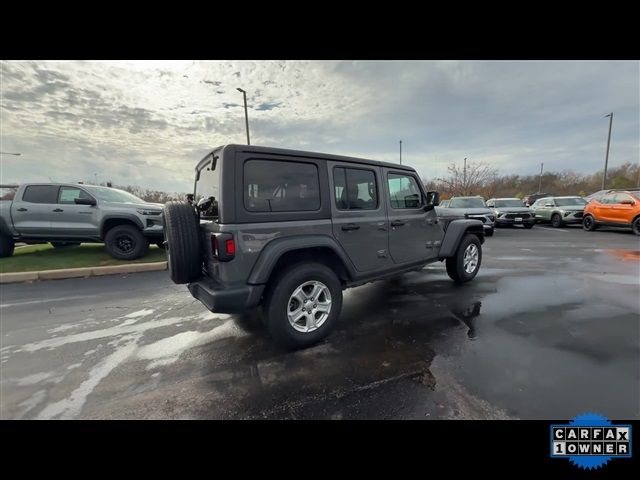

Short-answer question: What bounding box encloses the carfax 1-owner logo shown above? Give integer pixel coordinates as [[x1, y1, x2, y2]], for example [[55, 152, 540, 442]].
[[550, 413, 632, 470]]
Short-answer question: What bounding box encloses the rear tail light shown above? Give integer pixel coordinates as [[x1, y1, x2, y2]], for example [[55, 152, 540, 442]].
[[211, 233, 235, 262]]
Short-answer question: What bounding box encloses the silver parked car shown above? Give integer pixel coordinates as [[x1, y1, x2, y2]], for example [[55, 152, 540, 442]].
[[0, 183, 164, 259], [437, 196, 495, 236], [485, 197, 535, 228], [530, 195, 587, 228]]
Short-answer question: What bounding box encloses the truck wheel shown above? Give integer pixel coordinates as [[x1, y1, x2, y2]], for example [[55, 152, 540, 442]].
[[583, 215, 597, 231], [551, 213, 563, 228], [446, 234, 482, 283], [0, 235, 15, 258], [163, 201, 201, 284], [51, 242, 80, 248], [104, 224, 149, 260], [263, 262, 343, 350]]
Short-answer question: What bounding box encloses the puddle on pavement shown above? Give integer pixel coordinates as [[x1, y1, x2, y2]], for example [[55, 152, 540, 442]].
[[605, 249, 640, 261]]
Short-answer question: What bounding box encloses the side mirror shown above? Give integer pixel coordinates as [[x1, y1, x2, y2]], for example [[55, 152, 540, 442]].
[[425, 191, 440, 207], [74, 197, 96, 206]]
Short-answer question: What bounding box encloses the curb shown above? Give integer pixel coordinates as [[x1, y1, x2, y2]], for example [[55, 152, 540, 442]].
[[0, 261, 167, 284]]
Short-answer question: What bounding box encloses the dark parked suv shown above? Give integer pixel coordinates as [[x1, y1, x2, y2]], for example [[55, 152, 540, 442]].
[[163, 145, 485, 349]]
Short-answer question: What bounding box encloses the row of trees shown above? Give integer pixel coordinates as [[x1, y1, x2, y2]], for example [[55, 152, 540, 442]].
[[423, 161, 639, 200]]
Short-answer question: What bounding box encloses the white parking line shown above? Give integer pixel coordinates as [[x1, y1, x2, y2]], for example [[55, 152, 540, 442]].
[[538, 227, 569, 233]]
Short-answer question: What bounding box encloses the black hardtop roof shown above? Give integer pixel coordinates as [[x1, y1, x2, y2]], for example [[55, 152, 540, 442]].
[[197, 144, 416, 172]]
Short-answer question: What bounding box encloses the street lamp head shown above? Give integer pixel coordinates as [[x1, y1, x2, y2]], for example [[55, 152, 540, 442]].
[[237, 88, 245, 93]]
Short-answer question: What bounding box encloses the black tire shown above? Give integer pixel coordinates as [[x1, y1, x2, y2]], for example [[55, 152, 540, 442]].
[[163, 201, 201, 284], [104, 224, 149, 260], [524, 223, 534, 229], [263, 262, 343, 350], [485, 227, 494, 237], [632, 217, 640, 236], [551, 213, 563, 228], [446, 234, 482, 283], [583, 215, 597, 231], [0, 235, 15, 258], [51, 242, 80, 248]]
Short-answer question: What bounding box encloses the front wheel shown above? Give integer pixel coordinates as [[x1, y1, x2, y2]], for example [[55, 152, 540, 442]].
[[583, 215, 597, 231], [263, 262, 343, 349], [104, 224, 149, 260], [632, 217, 640, 236], [446, 234, 482, 283], [551, 213, 563, 228]]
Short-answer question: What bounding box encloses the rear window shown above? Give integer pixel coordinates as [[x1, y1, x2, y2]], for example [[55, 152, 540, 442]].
[[244, 159, 320, 212], [555, 197, 586, 206], [195, 155, 220, 202], [22, 185, 59, 204]]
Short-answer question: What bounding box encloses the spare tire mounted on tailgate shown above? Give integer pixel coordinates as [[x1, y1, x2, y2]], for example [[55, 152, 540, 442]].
[[163, 201, 202, 284]]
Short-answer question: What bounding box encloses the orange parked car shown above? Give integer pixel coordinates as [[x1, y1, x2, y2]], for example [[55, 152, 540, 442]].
[[583, 190, 640, 235]]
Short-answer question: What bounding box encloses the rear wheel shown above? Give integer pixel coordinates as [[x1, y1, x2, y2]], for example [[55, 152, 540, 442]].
[[163, 201, 202, 284], [0, 235, 15, 258], [551, 213, 563, 228], [263, 262, 342, 349], [104, 224, 149, 260], [583, 215, 597, 231], [632, 217, 640, 236], [446, 234, 482, 283]]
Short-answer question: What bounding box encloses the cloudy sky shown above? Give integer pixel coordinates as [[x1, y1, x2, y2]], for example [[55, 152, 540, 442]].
[[1, 60, 638, 193]]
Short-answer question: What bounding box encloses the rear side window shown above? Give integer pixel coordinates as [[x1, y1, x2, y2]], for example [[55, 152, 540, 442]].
[[244, 159, 320, 212], [334, 167, 378, 210], [58, 187, 93, 204], [22, 185, 59, 204], [387, 173, 423, 209]]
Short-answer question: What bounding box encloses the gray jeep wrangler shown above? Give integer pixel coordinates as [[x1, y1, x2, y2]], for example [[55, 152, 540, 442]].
[[163, 145, 484, 349]]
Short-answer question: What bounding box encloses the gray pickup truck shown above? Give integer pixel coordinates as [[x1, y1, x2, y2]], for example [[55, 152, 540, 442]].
[[0, 183, 164, 259]]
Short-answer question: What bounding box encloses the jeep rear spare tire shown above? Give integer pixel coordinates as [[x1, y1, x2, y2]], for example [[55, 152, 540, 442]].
[[446, 233, 482, 283], [163, 201, 202, 284]]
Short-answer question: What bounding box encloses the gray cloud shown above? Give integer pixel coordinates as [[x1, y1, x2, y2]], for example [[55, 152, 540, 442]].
[[1, 60, 638, 194]]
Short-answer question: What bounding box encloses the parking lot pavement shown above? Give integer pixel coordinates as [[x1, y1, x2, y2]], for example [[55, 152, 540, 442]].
[[1, 225, 638, 420]]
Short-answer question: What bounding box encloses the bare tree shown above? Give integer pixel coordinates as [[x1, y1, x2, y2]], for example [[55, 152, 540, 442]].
[[437, 160, 498, 197]]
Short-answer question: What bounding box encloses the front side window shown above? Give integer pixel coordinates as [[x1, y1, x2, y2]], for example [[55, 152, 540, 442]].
[[22, 185, 59, 204], [58, 187, 93, 204], [387, 173, 423, 209], [334, 167, 378, 210], [244, 159, 320, 212]]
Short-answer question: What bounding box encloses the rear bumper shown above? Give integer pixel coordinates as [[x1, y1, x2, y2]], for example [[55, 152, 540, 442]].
[[188, 277, 264, 314]]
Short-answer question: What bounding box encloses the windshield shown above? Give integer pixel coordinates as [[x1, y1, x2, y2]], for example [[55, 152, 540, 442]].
[[449, 197, 486, 208], [84, 186, 145, 203], [555, 197, 587, 206], [494, 199, 524, 208]]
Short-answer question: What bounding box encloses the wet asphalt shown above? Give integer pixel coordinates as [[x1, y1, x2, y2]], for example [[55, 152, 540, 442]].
[[1, 224, 639, 419]]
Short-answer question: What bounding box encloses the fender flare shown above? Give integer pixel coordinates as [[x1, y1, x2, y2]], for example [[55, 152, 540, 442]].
[[438, 219, 484, 258], [247, 235, 356, 285], [100, 214, 145, 238]]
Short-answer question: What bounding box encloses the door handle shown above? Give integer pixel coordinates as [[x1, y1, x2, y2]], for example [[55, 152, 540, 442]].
[[53, 208, 64, 212], [16, 208, 28, 212], [391, 220, 405, 227], [341, 223, 360, 231]]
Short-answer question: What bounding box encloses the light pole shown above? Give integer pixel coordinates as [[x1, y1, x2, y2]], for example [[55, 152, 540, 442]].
[[236, 88, 250, 145], [538, 162, 544, 193], [0, 152, 21, 156], [602, 112, 613, 190], [463, 157, 467, 195], [399, 140, 402, 165]]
